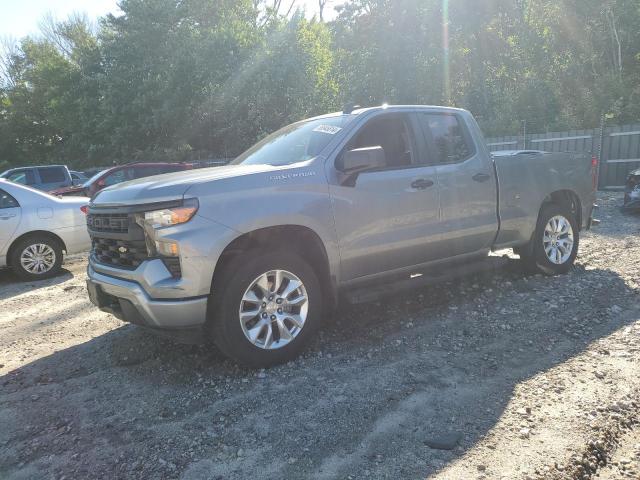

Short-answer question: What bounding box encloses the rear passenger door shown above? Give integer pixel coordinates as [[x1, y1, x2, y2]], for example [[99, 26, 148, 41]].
[[418, 112, 498, 258]]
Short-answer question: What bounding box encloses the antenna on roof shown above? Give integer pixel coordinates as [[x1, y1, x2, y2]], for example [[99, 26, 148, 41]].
[[343, 102, 361, 114]]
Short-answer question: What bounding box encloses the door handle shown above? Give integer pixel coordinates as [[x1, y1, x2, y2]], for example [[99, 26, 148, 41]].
[[410, 178, 434, 190], [0, 213, 16, 220], [472, 173, 491, 183]]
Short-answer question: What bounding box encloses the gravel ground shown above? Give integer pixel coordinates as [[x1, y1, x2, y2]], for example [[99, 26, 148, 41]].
[[1, 192, 639, 480]]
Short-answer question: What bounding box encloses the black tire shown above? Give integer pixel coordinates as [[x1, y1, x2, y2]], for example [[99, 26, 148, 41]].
[[9, 234, 64, 281], [209, 249, 323, 367], [519, 203, 579, 275]]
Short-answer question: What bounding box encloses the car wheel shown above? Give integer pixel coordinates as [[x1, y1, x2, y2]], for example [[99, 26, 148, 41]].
[[209, 250, 323, 367], [10, 235, 64, 281], [520, 203, 579, 275]]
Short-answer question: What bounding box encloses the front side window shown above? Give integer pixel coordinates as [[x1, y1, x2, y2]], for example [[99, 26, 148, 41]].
[[421, 114, 474, 164], [0, 189, 19, 209], [84, 169, 108, 188], [346, 114, 416, 169], [103, 168, 134, 186], [233, 115, 353, 167], [38, 167, 66, 183], [7, 169, 36, 185]]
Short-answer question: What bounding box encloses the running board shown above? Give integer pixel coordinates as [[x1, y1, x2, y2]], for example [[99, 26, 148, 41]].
[[343, 256, 510, 305]]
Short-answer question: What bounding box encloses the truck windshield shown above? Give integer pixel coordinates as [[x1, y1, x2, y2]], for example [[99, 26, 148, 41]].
[[232, 115, 353, 166]]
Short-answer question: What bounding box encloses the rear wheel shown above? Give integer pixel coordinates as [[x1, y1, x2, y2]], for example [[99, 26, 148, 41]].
[[209, 250, 323, 367], [519, 203, 579, 275], [10, 235, 64, 281]]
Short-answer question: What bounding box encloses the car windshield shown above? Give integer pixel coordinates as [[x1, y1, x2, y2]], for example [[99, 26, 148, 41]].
[[83, 169, 109, 188], [232, 115, 353, 166]]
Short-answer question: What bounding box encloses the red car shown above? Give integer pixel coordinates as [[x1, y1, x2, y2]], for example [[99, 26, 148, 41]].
[[50, 162, 193, 198]]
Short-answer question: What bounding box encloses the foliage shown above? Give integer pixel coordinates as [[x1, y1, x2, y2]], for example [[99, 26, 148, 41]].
[[0, 0, 639, 168]]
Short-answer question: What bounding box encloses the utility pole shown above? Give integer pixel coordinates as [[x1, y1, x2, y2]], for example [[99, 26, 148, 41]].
[[521, 119, 527, 150]]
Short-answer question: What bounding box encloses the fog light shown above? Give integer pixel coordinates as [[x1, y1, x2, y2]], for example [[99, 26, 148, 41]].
[[156, 240, 179, 257], [162, 257, 182, 278]]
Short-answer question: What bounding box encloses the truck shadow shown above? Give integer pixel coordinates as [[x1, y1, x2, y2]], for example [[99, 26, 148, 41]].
[[1, 264, 638, 480]]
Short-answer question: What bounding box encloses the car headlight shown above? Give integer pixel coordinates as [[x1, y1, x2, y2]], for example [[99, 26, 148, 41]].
[[139, 198, 199, 230]]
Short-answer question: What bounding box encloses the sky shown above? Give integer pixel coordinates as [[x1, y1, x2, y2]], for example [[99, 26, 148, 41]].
[[0, 0, 345, 40]]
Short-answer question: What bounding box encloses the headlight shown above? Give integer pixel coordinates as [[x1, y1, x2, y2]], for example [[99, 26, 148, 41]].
[[139, 198, 199, 230]]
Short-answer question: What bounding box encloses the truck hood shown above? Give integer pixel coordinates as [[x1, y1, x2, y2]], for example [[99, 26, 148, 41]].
[[92, 164, 277, 206]]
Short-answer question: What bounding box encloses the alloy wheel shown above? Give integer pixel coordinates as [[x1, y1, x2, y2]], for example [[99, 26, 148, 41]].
[[238, 269, 309, 350], [543, 215, 574, 264]]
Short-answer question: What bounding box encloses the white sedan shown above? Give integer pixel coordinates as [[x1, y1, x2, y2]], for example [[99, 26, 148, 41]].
[[0, 178, 91, 280]]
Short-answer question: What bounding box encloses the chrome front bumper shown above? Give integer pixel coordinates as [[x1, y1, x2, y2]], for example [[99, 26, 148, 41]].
[[87, 263, 208, 330]]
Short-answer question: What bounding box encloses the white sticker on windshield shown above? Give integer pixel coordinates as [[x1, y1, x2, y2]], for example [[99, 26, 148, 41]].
[[313, 124, 342, 135]]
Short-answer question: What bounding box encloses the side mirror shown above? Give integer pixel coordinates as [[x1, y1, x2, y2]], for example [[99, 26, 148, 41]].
[[337, 146, 386, 173]]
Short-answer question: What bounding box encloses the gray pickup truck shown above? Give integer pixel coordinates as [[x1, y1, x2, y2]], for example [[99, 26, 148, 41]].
[[86, 106, 597, 366], [0, 165, 76, 191]]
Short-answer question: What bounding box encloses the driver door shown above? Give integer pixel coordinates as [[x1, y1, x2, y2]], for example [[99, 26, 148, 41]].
[[329, 112, 442, 281]]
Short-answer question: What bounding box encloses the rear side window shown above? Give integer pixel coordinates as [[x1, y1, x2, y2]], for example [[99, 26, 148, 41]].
[[421, 114, 474, 164], [38, 167, 66, 183], [6, 169, 36, 185], [0, 189, 19, 208]]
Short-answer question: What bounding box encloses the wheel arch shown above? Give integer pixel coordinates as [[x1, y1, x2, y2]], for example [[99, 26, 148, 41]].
[[211, 225, 337, 312], [6, 230, 67, 267], [515, 189, 582, 258], [541, 189, 582, 230]]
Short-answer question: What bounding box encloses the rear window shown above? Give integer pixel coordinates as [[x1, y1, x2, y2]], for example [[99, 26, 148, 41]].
[[6, 169, 36, 185], [0, 189, 19, 208], [38, 167, 66, 183]]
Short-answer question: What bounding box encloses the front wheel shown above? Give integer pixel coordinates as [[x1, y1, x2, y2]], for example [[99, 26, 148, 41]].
[[209, 250, 323, 367], [520, 203, 579, 275]]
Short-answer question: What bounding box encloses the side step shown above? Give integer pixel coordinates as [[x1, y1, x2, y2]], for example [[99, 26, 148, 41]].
[[343, 256, 510, 305]]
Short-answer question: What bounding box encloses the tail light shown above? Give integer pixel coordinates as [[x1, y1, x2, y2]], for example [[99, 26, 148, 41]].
[[80, 205, 89, 215], [591, 156, 598, 191]]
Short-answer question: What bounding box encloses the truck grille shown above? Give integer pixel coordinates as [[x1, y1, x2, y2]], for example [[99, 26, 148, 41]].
[[87, 213, 129, 234], [92, 237, 149, 269]]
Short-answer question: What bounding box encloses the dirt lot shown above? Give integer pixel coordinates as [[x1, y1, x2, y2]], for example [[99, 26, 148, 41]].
[[1, 192, 639, 480]]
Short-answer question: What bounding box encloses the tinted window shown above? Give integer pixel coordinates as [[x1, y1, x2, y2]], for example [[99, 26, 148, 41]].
[[7, 169, 36, 185], [347, 114, 415, 169], [103, 168, 135, 186], [38, 167, 66, 183], [422, 114, 474, 164], [0, 189, 19, 208]]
